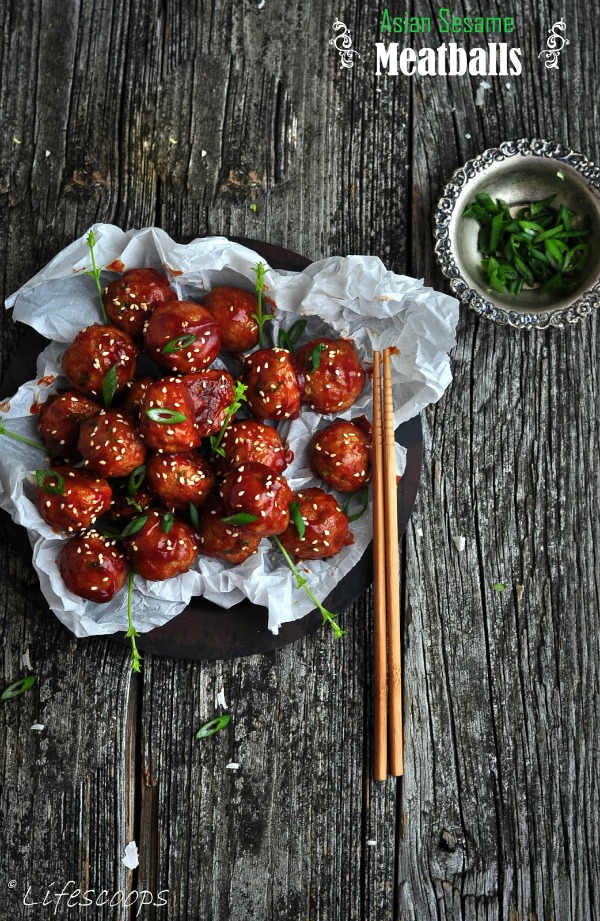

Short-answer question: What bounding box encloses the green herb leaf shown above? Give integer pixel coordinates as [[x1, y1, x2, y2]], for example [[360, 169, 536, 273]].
[[0, 417, 46, 452], [1, 675, 36, 701], [277, 319, 307, 351], [272, 535, 345, 638], [102, 364, 119, 408], [127, 464, 146, 495], [196, 714, 231, 739], [252, 261, 271, 349], [125, 570, 142, 672], [36, 469, 64, 495], [343, 487, 369, 523], [289, 501, 306, 539], [161, 511, 174, 534], [308, 342, 327, 372], [222, 512, 259, 526], [249, 203, 257, 213], [84, 229, 109, 322], [145, 407, 188, 424], [120, 514, 149, 538], [209, 381, 248, 458], [189, 503, 199, 528], [162, 333, 198, 355]]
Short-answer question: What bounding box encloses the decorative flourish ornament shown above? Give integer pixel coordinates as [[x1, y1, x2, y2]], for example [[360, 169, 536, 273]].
[[538, 20, 569, 69], [329, 20, 360, 70]]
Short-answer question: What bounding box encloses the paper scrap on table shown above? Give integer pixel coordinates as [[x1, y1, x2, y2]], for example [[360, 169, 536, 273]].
[[1, 226, 459, 637], [122, 841, 139, 869]]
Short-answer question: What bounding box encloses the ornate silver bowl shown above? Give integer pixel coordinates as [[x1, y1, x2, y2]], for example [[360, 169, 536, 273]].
[[433, 139, 600, 329]]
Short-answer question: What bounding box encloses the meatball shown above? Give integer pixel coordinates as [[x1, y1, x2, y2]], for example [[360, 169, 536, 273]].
[[38, 391, 101, 459], [117, 376, 155, 420], [78, 410, 146, 478], [279, 487, 352, 560], [182, 370, 235, 438], [103, 268, 173, 338], [62, 324, 138, 400], [241, 347, 300, 421], [220, 420, 293, 474], [109, 485, 155, 521], [146, 453, 216, 510], [294, 338, 365, 413], [196, 497, 261, 564], [124, 510, 198, 581], [139, 378, 201, 454], [59, 530, 129, 602], [219, 462, 292, 537], [201, 286, 259, 353], [309, 418, 371, 492], [143, 300, 221, 373], [35, 466, 112, 534]]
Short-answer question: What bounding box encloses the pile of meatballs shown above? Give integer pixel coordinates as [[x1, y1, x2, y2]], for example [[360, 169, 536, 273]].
[[33, 267, 372, 605]]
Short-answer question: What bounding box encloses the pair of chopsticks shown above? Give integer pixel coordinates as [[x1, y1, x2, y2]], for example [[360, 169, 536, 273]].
[[372, 349, 403, 780]]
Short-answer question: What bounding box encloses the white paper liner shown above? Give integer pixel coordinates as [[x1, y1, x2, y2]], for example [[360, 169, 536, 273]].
[[1, 225, 459, 637]]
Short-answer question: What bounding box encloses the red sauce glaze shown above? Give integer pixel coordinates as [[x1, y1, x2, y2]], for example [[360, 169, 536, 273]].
[[35, 466, 112, 534], [78, 410, 146, 477], [201, 286, 259, 353], [37, 375, 56, 387], [108, 485, 155, 522], [241, 347, 301, 421], [309, 419, 371, 492], [143, 300, 221, 373], [146, 452, 216, 510], [116, 376, 155, 420], [181, 370, 235, 438], [294, 338, 365, 414], [30, 401, 42, 415], [279, 487, 352, 560], [59, 530, 129, 602], [219, 461, 292, 537], [196, 496, 261, 564], [106, 259, 125, 273], [219, 420, 293, 474], [103, 268, 173, 338], [62, 324, 138, 400], [38, 391, 101, 458], [124, 510, 198, 581], [139, 378, 201, 454]]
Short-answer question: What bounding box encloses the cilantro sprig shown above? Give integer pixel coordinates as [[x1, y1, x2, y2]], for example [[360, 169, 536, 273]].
[[126, 570, 142, 673], [209, 382, 248, 458], [0, 417, 46, 452], [84, 230, 109, 322], [252, 262, 274, 348], [272, 535, 345, 639], [463, 193, 591, 296]]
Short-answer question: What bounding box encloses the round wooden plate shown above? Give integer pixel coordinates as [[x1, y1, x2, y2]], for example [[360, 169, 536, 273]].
[[0, 238, 423, 661]]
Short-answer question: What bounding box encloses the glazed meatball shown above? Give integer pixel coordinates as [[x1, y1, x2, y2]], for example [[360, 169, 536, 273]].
[[310, 418, 371, 492], [220, 420, 293, 474], [117, 376, 155, 420], [182, 370, 235, 438], [294, 338, 365, 413], [279, 487, 352, 560], [124, 510, 198, 581], [103, 268, 173, 338], [196, 497, 261, 564], [219, 462, 292, 537], [78, 410, 146, 477], [62, 324, 138, 400], [38, 391, 101, 459], [35, 466, 112, 534], [201, 286, 259, 353], [109, 485, 155, 521], [139, 378, 201, 454], [143, 301, 221, 373], [59, 530, 129, 602], [241, 347, 300, 421], [146, 453, 216, 510]]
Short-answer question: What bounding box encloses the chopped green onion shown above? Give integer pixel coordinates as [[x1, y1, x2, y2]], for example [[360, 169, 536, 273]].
[[343, 487, 369, 523], [222, 512, 259, 526], [145, 407, 188, 424], [36, 469, 64, 495], [161, 511, 174, 533], [1, 675, 36, 701], [196, 714, 231, 739], [189, 503, 199, 528], [162, 334, 198, 355], [308, 342, 327, 372], [120, 514, 149, 538], [127, 464, 146, 495], [277, 319, 307, 351], [289, 501, 306, 539]]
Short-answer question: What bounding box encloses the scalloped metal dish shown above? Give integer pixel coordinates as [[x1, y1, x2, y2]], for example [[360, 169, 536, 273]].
[[433, 139, 600, 330]]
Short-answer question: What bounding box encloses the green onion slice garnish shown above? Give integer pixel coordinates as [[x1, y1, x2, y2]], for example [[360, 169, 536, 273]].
[[1, 675, 36, 701], [162, 334, 198, 355], [145, 408, 188, 424], [195, 714, 231, 739], [36, 469, 64, 495]]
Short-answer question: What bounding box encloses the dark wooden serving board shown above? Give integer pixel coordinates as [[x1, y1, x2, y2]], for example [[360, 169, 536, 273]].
[[1, 238, 423, 661]]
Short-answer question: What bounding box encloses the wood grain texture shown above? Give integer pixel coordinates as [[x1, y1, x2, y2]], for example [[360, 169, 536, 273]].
[[1, 0, 599, 918]]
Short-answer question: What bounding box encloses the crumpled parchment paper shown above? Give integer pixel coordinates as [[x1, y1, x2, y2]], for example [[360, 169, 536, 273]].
[[1, 225, 459, 637]]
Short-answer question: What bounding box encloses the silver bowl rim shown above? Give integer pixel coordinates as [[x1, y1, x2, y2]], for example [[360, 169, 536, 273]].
[[433, 138, 600, 330]]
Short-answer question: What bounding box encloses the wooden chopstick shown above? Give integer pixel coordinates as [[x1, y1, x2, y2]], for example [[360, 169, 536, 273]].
[[372, 351, 387, 781], [382, 348, 404, 777]]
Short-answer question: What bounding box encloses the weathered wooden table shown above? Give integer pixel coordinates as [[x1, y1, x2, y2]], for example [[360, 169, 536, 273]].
[[1, 2, 598, 918]]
